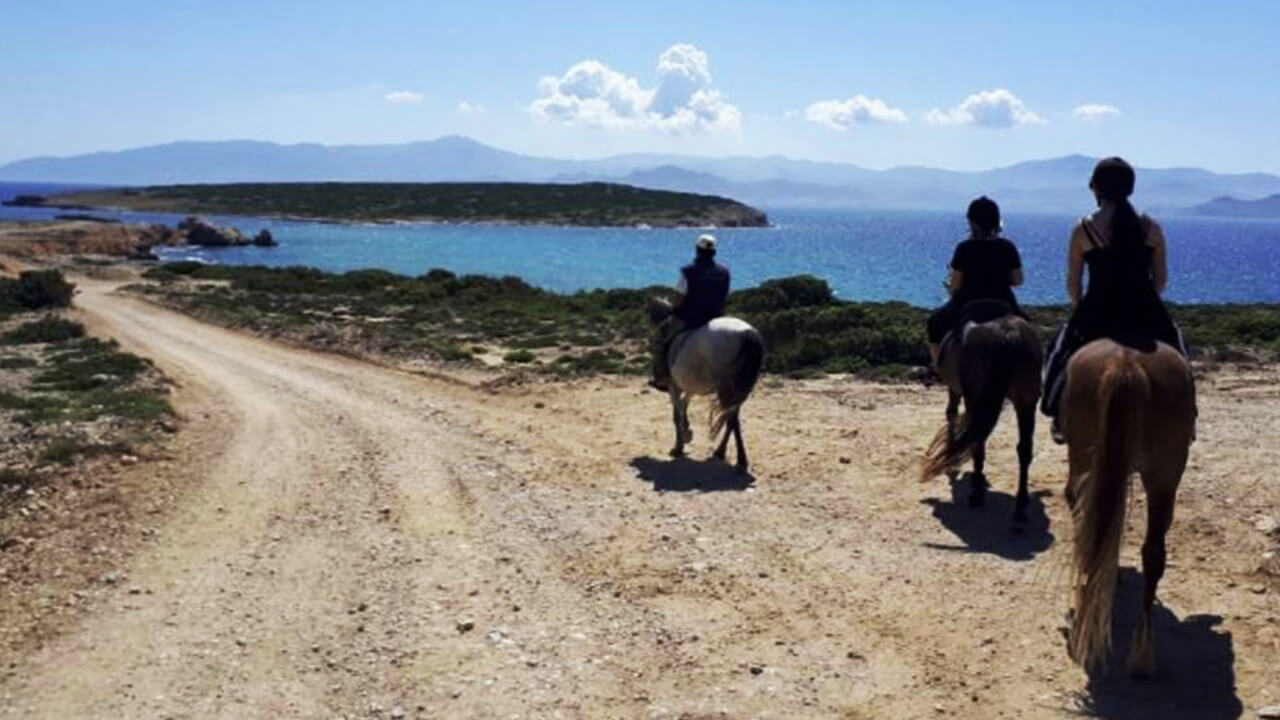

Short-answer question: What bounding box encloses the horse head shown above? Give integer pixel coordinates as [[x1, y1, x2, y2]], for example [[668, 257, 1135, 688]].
[[647, 296, 674, 325]]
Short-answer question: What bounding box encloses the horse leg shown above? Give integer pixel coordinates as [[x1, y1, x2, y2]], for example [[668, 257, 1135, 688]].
[[968, 441, 988, 508], [668, 389, 687, 457], [1129, 467, 1181, 676], [712, 409, 731, 461], [945, 388, 961, 481], [731, 411, 748, 472], [1013, 402, 1035, 524]]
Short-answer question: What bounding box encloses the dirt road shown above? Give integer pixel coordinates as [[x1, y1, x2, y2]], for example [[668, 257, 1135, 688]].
[[3, 282, 1277, 718]]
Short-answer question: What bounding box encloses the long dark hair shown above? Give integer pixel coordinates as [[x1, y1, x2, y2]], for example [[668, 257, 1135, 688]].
[[1090, 157, 1145, 252]]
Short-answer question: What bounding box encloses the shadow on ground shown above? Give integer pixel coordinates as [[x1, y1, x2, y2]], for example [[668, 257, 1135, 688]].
[[921, 473, 1054, 561], [1069, 568, 1242, 719], [630, 456, 755, 492]]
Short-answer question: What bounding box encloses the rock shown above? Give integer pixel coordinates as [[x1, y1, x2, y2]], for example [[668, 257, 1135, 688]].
[[120, 454, 139, 466], [252, 229, 277, 247], [456, 621, 475, 633], [389, 708, 406, 719], [2, 195, 47, 207], [749, 666, 763, 675], [177, 216, 249, 247], [838, 457, 851, 464], [1255, 515, 1278, 535], [1257, 706, 1280, 719]]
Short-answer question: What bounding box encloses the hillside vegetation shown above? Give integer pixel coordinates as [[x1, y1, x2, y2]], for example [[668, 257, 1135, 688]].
[[51, 182, 769, 228], [134, 263, 1280, 379]]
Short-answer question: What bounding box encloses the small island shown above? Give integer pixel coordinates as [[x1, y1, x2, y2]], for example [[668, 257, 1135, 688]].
[[1187, 193, 1280, 219], [47, 182, 769, 228]]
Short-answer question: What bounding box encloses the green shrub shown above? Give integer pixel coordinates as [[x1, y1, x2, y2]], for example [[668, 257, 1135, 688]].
[[2, 316, 86, 345], [503, 349, 537, 364], [40, 437, 89, 466], [0, 270, 76, 310], [0, 355, 38, 369]]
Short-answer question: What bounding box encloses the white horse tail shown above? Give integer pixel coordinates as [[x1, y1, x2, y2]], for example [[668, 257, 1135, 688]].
[[709, 327, 766, 437]]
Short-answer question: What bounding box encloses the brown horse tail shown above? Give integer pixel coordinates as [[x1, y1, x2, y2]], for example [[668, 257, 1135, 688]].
[[1069, 358, 1149, 671], [920, 326, 1029, 480], [710, 328, 765, 438]]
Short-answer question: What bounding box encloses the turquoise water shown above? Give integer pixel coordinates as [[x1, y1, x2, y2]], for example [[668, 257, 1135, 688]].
[[4, 182, 1278, 306]]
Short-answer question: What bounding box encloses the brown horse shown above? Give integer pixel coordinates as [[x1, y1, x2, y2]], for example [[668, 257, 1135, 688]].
[[1061, 338, 1195, 675], [921, 307, 1043, 524]]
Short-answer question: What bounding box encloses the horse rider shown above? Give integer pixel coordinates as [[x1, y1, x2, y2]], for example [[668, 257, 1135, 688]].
[[926, 196, 1026, 369], [649, 233, 731, 391], [1041, 156, 1187, 442]]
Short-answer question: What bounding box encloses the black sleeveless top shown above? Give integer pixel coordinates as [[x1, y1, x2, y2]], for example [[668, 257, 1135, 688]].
[[1074, 218, 1179, 348]]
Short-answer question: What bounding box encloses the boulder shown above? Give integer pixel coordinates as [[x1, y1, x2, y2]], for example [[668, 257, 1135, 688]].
[[2, 194, 48, 207], [252, 229, 277, 247], [177, 216, 248, 247]]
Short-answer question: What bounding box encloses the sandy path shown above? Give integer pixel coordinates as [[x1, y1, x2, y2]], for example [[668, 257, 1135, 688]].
[[2, 283, 1277, 719]]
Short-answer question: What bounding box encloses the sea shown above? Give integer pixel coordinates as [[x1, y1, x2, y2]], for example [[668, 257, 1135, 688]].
[[3, 182, 1277, 307]]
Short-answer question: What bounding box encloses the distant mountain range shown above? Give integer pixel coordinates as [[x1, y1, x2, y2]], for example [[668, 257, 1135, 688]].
[[4, 135, 1280, 214]]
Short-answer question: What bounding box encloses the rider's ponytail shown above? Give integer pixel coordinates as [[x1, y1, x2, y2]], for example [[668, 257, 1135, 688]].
[[1110, 198, 1146, 252]]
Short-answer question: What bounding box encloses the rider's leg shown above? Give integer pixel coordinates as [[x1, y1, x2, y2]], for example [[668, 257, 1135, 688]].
[[649, 318, 684, 391]]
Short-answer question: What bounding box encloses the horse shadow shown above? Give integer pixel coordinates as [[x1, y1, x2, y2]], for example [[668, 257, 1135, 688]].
[[630, 456, 755, 493], [920, 473, 1054, 561], [1068, 568, 1242, 719]]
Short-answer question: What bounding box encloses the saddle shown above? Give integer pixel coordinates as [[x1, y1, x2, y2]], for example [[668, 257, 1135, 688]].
[[938, 299, 1015, 364]]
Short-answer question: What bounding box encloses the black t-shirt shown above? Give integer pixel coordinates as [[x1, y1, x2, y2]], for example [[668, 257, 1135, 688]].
[[950, 237, 1021, 304]]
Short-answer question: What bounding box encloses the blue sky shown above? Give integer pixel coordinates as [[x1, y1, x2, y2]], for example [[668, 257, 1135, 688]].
[[3, 0, 1278, 172]]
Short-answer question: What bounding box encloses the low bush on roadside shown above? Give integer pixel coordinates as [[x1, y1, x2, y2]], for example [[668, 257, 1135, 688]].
[[0, 355, 38, 369], [0, 269, 76, 311], [2, 316, 86, 345]]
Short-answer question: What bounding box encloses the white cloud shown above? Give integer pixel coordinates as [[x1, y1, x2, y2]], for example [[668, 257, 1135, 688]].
[[804, 95, 909, 130], [457, 101, 485, 114], [529, 44, 740, 133], [384, 90, 423, 104], [925, 88, 1044, 127], [1073, 103, 1122, 122]]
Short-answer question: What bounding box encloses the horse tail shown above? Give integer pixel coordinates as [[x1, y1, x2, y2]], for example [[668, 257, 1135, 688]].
[[920, 324, 1032, 480], [710, 328, 765, 438], [1069, 357, 1148, 671]]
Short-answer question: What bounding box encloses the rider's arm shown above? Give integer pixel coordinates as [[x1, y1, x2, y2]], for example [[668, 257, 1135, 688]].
[[1007, 242, 1024, 287], [1147, 217, 1169, 294], [672, 272, 687, 308], [1066, 225, 1086, 308], [948, 269, 963, 294]]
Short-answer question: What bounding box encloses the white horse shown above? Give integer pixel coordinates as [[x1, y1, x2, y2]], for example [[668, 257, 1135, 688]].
[[648, 298, 766, 471]]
